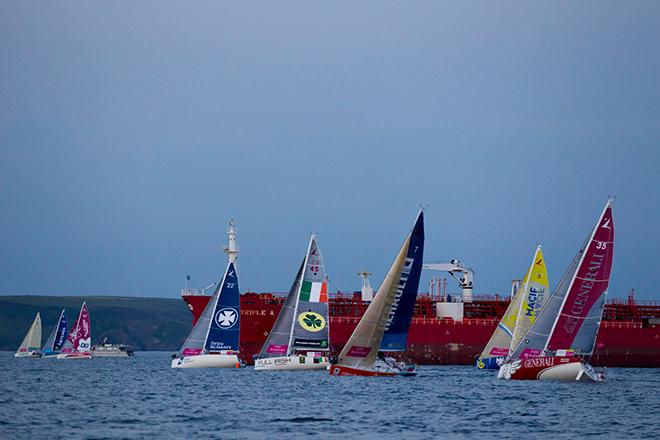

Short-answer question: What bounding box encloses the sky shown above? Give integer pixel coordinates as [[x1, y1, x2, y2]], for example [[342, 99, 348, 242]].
[[1, 1, 658, 300]]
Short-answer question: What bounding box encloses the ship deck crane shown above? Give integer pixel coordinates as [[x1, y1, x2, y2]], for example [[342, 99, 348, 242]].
[[422, 259, 474, 303]]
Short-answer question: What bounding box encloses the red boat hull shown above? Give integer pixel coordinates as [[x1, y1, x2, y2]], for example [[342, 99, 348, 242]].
[[329, 364, 398, 377], [499, 356, 602, 381]]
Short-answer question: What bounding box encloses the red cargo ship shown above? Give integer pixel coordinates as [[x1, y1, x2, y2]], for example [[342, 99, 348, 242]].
[[183, 289, 660, 367]]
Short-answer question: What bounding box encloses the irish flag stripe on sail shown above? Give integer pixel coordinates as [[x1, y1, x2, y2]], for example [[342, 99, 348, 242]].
[[300, 280, 327, 303]]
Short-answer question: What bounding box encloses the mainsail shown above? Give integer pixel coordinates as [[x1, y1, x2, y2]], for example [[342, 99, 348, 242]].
[[16, 313, 42, 354], [479, 246, 549, 364], [61, 303, 91, 354], [509, 200, 614, 359], [42, 309, 68, 355], [257, 260, 305, 358], [178, 261, 240, 357], [337, 210, 425, 369]]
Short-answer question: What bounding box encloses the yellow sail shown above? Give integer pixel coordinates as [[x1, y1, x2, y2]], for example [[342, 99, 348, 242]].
[[511, 246, 549, 350]]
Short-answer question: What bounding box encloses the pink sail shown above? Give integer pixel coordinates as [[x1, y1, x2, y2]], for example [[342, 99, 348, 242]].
[[61, 302, 92, 354], [547, 204, 614, 351]]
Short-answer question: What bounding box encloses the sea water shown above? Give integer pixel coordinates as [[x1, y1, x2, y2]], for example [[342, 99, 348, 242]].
[[0, 352, 658, 439]]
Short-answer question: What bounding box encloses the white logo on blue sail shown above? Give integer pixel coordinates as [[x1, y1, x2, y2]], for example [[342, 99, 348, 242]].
[[215, 308, 238, 329]]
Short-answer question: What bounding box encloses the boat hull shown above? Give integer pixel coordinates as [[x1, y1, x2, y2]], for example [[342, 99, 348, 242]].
[[498, 356, 603, 381], [40, 353, 60, 358], [171, 354, 240, 369], [254, 355, 329, 371], [56, 352, 92, 360], [14, 351, 40, 358], [329, 364, 416, 377]]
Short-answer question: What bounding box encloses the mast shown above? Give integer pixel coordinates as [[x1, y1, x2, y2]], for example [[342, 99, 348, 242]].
[[286, 235, 314, 355], [543, 199, 613, 354], [223, 219, 239, 264]]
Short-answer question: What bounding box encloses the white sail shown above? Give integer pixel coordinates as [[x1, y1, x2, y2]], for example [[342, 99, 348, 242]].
[[16, 313, 41, 356], [336, 235, 410, 369]]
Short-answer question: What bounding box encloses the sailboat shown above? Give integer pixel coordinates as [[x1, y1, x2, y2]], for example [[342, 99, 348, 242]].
[[14, 313, 42, 358], [171, 261, 241, 369], [57, 302, 92, 360], [498, 199, 614, 381], [476, 245, 549, 369], [41, 309, 68, 358], [330, 210, 424, 377], [254, 235, 330, 371]]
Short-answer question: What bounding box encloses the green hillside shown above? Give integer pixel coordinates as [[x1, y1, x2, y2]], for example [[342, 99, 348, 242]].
[[0, 295, 193, 351]]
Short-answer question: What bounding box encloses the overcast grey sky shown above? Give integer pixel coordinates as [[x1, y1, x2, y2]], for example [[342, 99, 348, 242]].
[[1, 1, 658, 300]]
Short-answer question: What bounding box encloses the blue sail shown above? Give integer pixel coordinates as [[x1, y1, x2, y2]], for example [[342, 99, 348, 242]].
[[42, 309, 68, 356], [380, 210, 425, 351], [53, 310, 68, 351], [204, 262, 240, 352]]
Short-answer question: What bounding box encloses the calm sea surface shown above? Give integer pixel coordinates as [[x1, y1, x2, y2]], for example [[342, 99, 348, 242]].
[[1, 352, 658, 439]]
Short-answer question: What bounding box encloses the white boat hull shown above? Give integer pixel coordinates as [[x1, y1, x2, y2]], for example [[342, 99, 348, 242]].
[[171, 354, 240, 369], [56, 352, 92, 360], [14, 351, 40, 358], [254, 355, 329, 371]]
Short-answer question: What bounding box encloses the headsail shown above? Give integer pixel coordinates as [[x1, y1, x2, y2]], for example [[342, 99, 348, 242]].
[[337, 210, 425, 369], [509, 200, 614, 359], [16, 313, 42, 354], [290, 236, 330, 353], [61, 303, 91, 354], [510, 246, 550, 351], [257, 259, 305, 358], [204, 262, 240, 352], [380, 210, 424, 351], [42, 309, 68, 354], [178, 262, 240, 357]]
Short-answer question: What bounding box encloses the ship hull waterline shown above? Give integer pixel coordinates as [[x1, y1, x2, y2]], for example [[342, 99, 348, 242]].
[[498, 356, 603, 381], [171, 354, 240, 369], [254, 355, 329, 371]]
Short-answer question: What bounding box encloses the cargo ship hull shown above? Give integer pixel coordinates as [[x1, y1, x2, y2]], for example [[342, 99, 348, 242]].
[[186, 293, 660, 367]]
